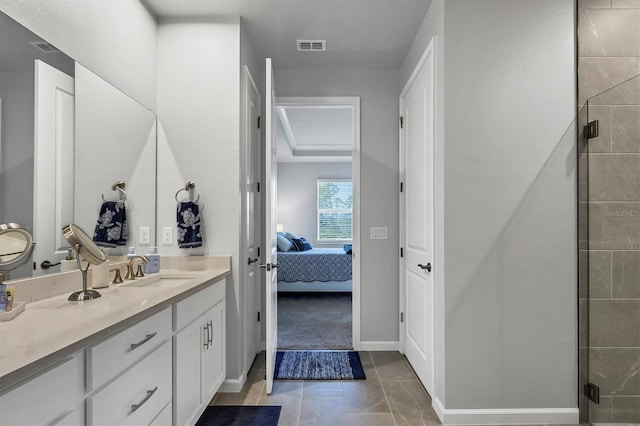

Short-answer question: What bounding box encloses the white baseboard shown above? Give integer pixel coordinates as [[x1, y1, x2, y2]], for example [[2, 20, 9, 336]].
[[357, 341, 399, 351], [219, 372, 247, 393], [433, 397, 579, 425]]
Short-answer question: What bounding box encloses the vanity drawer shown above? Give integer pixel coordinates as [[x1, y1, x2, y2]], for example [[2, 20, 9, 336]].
[[0, 354, 83, 426], [88, 340, 172, 426], [174, 279, 224, 331], [87, 307, 171, 389]]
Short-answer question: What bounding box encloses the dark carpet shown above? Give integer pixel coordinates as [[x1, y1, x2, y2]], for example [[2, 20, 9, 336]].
[[196, 405, 281, 426], [274, 350, 366, 380], [277, 293, 352, 349]]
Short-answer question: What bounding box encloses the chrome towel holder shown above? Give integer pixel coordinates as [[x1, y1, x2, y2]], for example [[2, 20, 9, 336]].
[[175, 181, 200, 202], [102, 181, 127, 202]]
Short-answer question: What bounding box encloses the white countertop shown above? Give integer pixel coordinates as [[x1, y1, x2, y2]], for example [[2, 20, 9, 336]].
[[0, 268, 230, 393]]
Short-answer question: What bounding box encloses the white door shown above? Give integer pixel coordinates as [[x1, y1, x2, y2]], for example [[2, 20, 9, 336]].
[[243, 66, 262, 374], [400, 40, 435, 395], [33, 60, 75, 273], [263, 58, 278, 394]]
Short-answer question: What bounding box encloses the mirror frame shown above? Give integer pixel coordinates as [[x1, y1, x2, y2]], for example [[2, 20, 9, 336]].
[[0, 223, 35, 271]]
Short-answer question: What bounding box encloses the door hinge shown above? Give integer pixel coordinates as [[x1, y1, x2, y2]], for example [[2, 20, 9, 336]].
[[400, 182, 403, 193], [400, 312, 404, 323], [33, 261, 36, 270], [584, 383, 600, 404], [585, 120, 599, 139], [400, 116, 404, 129], [400, 247, 404, 258], [257, 182, 261, 192], [257, 116, 261, 129], [257, 246, 261, 257], [257, 312, 261, 322]]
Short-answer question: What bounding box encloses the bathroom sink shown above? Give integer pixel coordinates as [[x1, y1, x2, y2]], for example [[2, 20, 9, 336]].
[[120, 275, 194, 289]]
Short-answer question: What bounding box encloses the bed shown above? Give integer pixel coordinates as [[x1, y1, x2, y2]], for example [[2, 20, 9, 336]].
[[276, 247, 352, 292]]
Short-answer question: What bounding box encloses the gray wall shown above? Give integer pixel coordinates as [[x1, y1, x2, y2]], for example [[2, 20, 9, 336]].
[[156, 17, 264, 382], [275, 68, 401, 345], [442, 0, 577, 410], [277, 162, 352, 247]]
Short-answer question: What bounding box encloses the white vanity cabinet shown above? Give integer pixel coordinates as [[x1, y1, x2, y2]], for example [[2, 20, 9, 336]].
[[0, 274, 227, 426], [174, 280, 226, 426], [0, 354, 84, 426]]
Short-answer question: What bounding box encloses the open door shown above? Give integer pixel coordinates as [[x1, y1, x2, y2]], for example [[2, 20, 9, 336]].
[[262, 58, 278, 394], [33, 60, 75, 274]]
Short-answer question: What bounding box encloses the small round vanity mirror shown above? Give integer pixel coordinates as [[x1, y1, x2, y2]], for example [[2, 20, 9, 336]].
[[0, 223, 35, 275], [62, 224, 105, 301], [62, 224, 106, 265]]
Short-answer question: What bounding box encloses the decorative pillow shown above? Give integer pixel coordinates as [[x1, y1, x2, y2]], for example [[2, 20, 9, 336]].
[[277, 234, 294, 252], [291, 237, 313, 252], [285, 232, 300, 241]]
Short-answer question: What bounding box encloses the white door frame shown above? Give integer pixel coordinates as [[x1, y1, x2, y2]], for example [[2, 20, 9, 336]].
[[274, 96, 361, 349], [399, 37, 437, 392]]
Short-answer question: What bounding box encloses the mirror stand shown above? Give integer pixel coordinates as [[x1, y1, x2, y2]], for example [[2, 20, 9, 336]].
[[68, 244, 101, 302]]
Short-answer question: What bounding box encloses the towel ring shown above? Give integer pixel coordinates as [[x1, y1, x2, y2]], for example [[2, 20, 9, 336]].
[[102, 181, 127, 202], [175, 181, 200, 202]]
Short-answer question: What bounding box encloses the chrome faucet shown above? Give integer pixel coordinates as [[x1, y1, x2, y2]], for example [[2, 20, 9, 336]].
[[126, 255, 149, 280]]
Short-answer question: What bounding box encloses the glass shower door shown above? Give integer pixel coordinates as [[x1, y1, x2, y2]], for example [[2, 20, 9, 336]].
[[582, 74, 640, 423]]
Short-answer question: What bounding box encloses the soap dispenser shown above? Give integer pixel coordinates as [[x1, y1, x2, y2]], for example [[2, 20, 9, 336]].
[[60, 248, 77, 272], [144, 247, 160, 274]]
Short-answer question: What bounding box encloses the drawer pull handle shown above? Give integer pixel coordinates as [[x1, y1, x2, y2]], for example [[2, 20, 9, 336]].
[[207, 320, 213, 347], [130, 386, 158, 414], [129, 332, 157, 352]]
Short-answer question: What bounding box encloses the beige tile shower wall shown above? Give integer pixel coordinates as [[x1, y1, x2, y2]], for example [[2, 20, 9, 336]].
[[579, 0, 640, 422]]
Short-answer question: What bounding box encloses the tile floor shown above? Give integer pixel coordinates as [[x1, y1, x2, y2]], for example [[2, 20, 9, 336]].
[[211, 350, 440, 425]]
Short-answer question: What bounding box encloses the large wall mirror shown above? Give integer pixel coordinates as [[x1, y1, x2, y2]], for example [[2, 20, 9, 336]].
[[0, 11, 157, 280]]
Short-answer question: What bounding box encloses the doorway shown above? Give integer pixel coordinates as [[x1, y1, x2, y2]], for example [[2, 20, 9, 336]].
[[274, 96, 361, 351]]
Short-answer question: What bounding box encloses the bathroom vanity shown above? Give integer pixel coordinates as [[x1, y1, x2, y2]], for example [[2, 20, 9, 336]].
[[0, 266, 229, 425]]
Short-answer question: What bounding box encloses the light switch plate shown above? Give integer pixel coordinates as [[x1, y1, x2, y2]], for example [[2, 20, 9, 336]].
[[162, 227, 173, 245], [370, 227, 388, 240], [139, 226, 150, 244]]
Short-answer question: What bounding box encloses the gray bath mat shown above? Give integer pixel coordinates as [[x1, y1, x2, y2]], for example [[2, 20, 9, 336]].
[[274, 350, 365, 380]]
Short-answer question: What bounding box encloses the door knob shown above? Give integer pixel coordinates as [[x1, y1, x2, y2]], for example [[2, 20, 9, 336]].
[[40, 260, 61, 270], [259, 262, 279, 271], [418, 263, 432, 272]]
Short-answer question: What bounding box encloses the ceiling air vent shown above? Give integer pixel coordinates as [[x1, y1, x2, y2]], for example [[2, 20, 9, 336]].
[[297, 40, 326, 52], [30, 41, 60, 53]]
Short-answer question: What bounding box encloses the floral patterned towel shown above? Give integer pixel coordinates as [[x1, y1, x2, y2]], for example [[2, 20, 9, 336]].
[[93, 200, 128, 247], [177, 201, 202, 248]]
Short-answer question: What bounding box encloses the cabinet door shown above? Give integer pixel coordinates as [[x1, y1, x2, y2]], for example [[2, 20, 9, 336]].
[[202, 300, 225, 401], [174, 317, 205, 426]]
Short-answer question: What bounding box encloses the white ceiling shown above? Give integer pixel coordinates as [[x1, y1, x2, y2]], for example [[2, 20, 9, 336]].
[[276, 105, 353, 163], [143, 0, 431, 69]]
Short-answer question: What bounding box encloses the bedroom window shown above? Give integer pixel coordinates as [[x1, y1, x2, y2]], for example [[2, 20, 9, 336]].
[[317, 179, 352, 241]]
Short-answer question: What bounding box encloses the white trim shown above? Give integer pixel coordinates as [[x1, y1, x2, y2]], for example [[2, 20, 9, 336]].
[[433, 398, 579, 425], [358, 341, 399, 351], [219, 373, 247, 393]]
